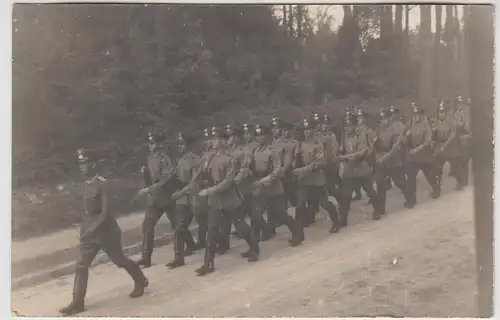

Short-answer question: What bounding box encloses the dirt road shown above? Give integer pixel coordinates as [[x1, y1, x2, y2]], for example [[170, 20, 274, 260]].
[[12, 184, 477, 317]]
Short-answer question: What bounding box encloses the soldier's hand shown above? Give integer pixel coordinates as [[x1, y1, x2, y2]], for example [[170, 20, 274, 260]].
[[199, 188, 214, 197], [171, 191, 182, 200]]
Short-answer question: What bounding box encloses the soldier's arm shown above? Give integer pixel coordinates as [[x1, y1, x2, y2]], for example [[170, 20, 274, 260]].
[[234, 148, 254, 185], [147, 153, 175, 193], [209, 157, 238, 194], [298, 139, 325, 173], [261, 151, 283, 184], [411, 120, 433, 153]]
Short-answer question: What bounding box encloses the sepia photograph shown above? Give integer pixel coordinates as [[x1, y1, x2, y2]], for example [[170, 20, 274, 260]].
[[10, 2, 494, 317]]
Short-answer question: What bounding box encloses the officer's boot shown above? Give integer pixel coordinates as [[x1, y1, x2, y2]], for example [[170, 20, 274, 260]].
[[284, 214, 304, 246], [430, 182, 441, 199], [195, 249, 215, 276], [216, 221, 231, 255], [403, 187, 415, 209], [124, 261, 149, 298], [136, 233, 153, 268], [338, 200, 349, 228], [183, 229, 197, 257], [352, 186, 362, 201], [260, 217, 276, 242], [196, 223, 207, 250], [326, 203, 340, 233], [166, 231, 185, 269], [59, 269, 88, 315]]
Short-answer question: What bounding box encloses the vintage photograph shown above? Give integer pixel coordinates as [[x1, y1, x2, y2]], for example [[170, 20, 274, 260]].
[[11, 2, 494, 317]]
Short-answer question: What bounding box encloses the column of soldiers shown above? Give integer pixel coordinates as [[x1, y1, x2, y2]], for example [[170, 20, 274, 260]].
[[60, 96, 471, 315]]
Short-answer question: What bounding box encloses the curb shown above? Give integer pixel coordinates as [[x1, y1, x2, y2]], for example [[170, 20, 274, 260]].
[[11, 225, 199, 291]]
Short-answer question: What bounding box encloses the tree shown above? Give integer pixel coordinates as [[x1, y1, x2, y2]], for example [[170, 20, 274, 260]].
[[418, 5, 433, 109]]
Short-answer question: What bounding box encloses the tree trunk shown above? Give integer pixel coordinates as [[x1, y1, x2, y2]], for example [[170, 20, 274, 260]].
[[442, 5, 454, 99], [297, 5, 303, 38], [288, 5, 294, 37], [395, 5, 403, 35], [283, 5, 287, 35], [405, 5, 410, 34], [433, 5, 443, 98], [418, 5, 432, 109], [342, 5, 352, 20], [462, 5, 470, 98], [468, 4, 494, 317]]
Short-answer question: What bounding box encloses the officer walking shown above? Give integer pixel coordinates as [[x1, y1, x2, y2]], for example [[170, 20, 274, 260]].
[[337, 111, 381, 225], [320, 114, 343, 205], [294, 117, 340, 233], [59, 149, 148, 316], [166, 132, 202, 269], [432, 101, 463, 190], [250, 124, 304, 246], [195, 127, 260, 276], [373, 108, 413, 214], [406, 103, 440, 205], [135, 132, 179, 268]]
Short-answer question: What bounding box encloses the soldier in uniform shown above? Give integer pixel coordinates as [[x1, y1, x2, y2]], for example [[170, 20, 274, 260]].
[[320, 114, 343, 205], [135, 132, 178, 268], [249, 124, 305, 245], [218, 124, 246, 253], [406, 103, 441, 205], [373, 108, 413, 214], [59, 149, 149, 316], [432, 101, 464, 190], [195, 127, 260, 276], [269, 117, 298, 229], [294, 117, 340, 233], [188, 128, 214, 250], [337, 112, 381, 225], [165, 132, 202, 269]]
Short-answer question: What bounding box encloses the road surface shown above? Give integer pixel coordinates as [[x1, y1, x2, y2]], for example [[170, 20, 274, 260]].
[[12, 181, 477, 317]]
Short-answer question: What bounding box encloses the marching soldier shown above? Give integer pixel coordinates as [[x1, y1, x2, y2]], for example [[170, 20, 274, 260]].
[[59, 149, 148, 316], [355, 108, 377, 203], [195, 127, 260, 276], [373, 108, 413, 215], [249, 123, 304, 245], [165, 132, 202, 269], [432, 101, 464, 190], [320, 114, 343, 205], [135, 131, 179, 268], [270, 117, 298, 228], [343, 108, 363, 201], [337, 112, 381, 225], [406, 103, 441, 205], [235, 123, 258, 219], [294, 117, 340, 233], [218, 124, 246, 252], [188, 128, 215, 250]]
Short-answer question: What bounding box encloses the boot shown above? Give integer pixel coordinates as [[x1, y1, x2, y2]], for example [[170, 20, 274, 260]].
[[286, 216, 304, 246], [195, 251, 215, 276], [326, 205, 340, 233], [59, 269, 88, 315], [124, 262, 149, 298], [183, 229, 197, 256], [167, 231, 186, 269], [430, 186, 441, 199], [260, 225, 276, 242]]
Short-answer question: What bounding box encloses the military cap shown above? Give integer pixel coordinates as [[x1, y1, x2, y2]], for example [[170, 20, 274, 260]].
[[77, 148, 97, 164], [356, 109, 365, 117], [203, 128, 211, 139], [456, 96, 463, 103], [323, 114, 333, 124], [254, 124, 271, 136], [302, 117, 314, 129], [271, 117, 281, 128], [211, 126, 227, 138], [389, 105, 399, 114], [242, 123, 254, 134], [312, 112, 321, 124], [148, 131, 165, 144], [467, 98, 471, 104], [177, 132, 195, 145], [411, 103, 424, 114], [438, 100, 447, 112]]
